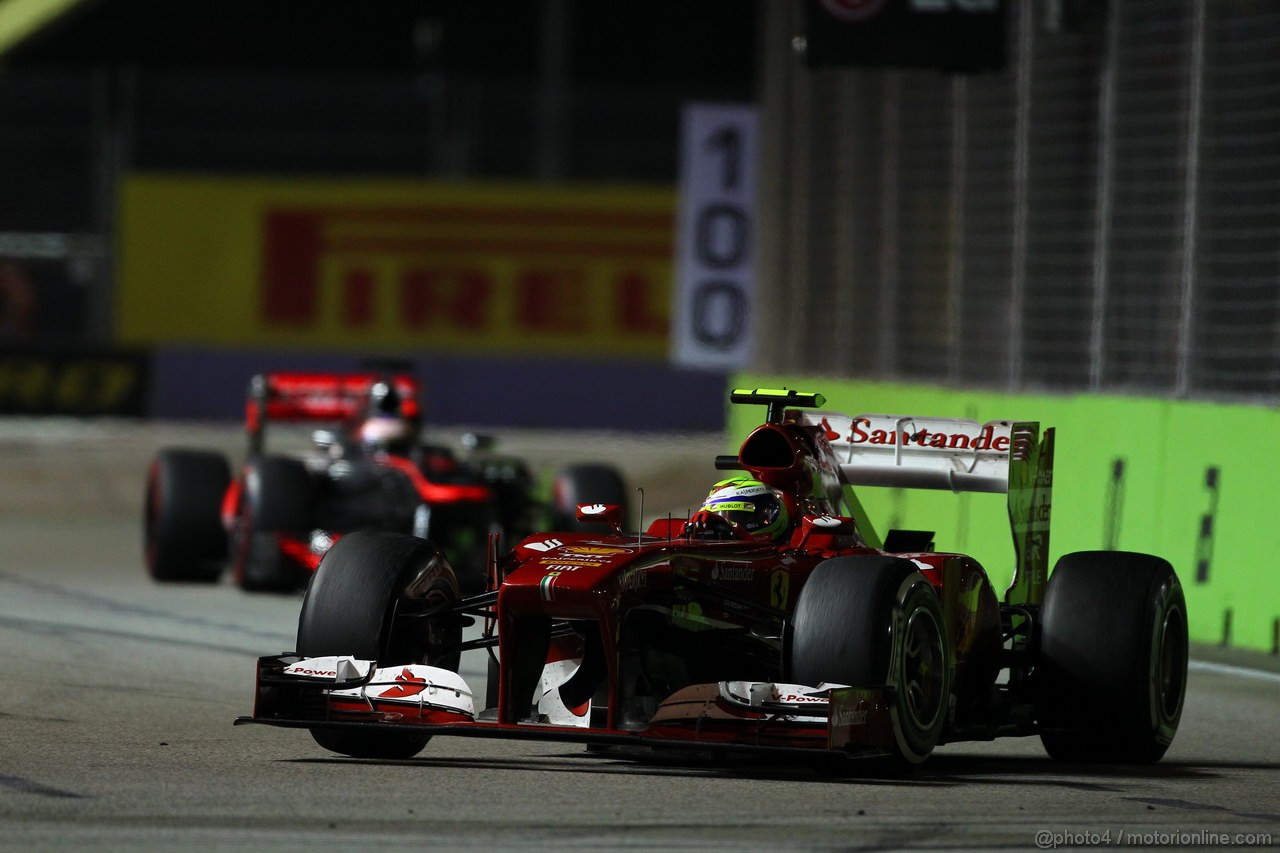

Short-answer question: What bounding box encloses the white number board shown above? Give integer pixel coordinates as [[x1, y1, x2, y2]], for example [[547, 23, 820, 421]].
[[671, 103, 759, 370]]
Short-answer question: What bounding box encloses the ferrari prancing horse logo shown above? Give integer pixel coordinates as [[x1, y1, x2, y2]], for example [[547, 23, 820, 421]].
[[770, 570, 790, 608]]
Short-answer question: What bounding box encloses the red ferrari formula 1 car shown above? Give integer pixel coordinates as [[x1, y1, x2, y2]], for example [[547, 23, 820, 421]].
[[145, 371, 627, 593], [237, 388, 1188, 770]]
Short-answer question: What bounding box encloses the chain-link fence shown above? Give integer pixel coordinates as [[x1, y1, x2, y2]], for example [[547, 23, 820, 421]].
[[757, 0, 1280, 403]]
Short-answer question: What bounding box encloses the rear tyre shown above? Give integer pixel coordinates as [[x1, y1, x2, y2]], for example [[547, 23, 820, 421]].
[[232, 455, 314, 592], [788, 556, 950, 770], [1036, 551, 1188, 763], [550, 464, 629, 533], [144, 449, 230, 582], [297, 530, 462, 759]]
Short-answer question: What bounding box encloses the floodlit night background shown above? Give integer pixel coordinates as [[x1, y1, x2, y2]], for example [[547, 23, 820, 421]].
[[1, 0, 1279, 650]]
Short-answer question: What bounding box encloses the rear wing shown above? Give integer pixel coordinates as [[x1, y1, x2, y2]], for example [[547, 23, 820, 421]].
[[801, 412, 1054, 606], [803, 413, 1020, 493], [246, 372, 421, 454]]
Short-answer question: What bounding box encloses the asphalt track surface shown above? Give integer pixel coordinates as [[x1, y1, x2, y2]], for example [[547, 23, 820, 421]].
[[1, 421, 1278, 851]]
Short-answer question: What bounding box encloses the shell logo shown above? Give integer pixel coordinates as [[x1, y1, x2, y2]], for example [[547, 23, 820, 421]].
[[563, 546, 628, 556], [378, 668, 427, 699]]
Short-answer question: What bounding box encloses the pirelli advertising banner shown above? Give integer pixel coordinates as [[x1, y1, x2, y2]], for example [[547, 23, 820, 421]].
[[117, 177, 674, 356]]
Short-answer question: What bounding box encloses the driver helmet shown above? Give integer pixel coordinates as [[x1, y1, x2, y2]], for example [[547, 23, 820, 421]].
[[355, 380, 416, 456], [357, 416, 415, 456], [696, 477, 789, 541]]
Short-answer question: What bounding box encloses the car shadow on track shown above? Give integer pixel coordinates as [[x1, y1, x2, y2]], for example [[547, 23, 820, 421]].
[[281, 749, 1280, 788]]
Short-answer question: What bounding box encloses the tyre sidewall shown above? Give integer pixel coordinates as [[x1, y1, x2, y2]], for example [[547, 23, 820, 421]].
[[1142, 568, 1188, 752], [788, 556, 951, 766], [297, 530, 460, 669], [145, 449, 230, 582], [887, 573, 950, 763], [1037, 551, 1188, 762], [296, 531, 461, 760]]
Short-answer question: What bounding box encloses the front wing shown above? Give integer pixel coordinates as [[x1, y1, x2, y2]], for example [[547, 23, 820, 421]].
[[235, 654, 896, 760]]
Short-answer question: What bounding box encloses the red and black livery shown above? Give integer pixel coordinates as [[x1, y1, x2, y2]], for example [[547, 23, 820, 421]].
[[238, 389, 1188, 770]]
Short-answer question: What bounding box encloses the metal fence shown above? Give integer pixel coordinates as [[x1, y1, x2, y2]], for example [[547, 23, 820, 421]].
[[756, 0, 1280, 402]]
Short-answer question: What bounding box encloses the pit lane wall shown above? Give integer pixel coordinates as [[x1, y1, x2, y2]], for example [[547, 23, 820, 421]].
[[114, 175, 725, 430], [729, 374, 1280, 654]]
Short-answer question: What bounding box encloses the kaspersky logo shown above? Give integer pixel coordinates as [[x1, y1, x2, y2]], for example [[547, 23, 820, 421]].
[[377, 668, 427, 699]]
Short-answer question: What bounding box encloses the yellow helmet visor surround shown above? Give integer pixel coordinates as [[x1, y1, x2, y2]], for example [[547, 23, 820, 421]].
[[700, 479, 787, 539]]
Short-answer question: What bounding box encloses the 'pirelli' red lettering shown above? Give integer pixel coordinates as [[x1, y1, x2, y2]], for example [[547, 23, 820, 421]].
[[343, 268, 375, 328], [261, 210, 322, 323], [517, 269, 588, 332], [615, 270, 666, 335], [400, 268, 491, 330], [258, 206, 671, 340]]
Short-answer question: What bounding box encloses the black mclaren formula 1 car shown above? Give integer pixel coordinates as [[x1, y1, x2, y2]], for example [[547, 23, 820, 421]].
[[145, 371, 627, 593], [237, 388, 1188, 771]]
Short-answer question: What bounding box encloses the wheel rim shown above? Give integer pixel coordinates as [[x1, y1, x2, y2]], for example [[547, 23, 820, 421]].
[[386, 554, 462, 668], [419, 584, 459, 667], [1156, 603, 1188, 721], [901, 606, 946, 732]]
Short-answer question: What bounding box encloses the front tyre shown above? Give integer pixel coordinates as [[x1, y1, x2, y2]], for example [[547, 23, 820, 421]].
[[296, 531, 462, 759], [1036, 551, 1188, 763], [144, 449, 230, 582], [788, 556, 951, 770]]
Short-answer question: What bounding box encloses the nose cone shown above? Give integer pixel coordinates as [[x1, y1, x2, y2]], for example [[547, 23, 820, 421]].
[[502, 541, 639, 617]]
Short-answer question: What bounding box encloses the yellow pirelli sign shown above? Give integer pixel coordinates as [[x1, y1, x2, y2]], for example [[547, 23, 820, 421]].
[[117, 176, 674, 355]]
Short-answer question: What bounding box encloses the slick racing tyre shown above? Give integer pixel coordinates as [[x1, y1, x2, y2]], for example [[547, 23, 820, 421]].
[[788, 556, 951, 771], [297, 531, 462, 759], [144, 448, 231, 583], [1036, 551, 1188, 763], [550, 463, 629, 533], [231, 455, 313, 592]]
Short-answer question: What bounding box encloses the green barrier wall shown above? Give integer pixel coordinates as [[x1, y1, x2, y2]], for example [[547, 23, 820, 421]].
[[729, 374, 1279, 653]]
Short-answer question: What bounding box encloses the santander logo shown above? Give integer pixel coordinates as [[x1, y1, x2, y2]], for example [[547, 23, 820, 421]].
[[849, 417, 1010, 452], [378, 668, 428, 699]]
